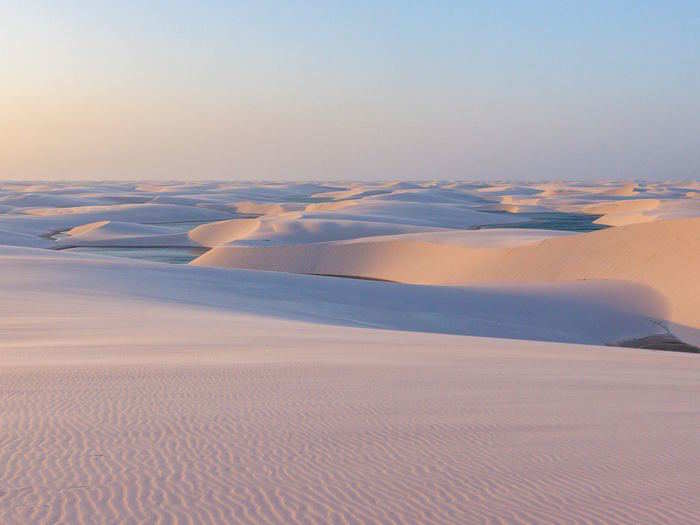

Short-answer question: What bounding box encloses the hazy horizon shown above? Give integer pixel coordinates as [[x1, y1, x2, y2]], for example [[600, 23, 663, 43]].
[[2, 1, 699, 181]]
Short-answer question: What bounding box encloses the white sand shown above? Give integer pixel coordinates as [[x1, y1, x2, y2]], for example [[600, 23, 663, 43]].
[[0, 181, 699, 524], [1, 251, 698, 524], [1, 247, 699, 524], [189, 218, 262, 247], [66, 220, 175, 239], [22, 202, 230, 223], [584, 199, 661, 225], [194, 218, 700, 332], [0, 246, 667, 345]]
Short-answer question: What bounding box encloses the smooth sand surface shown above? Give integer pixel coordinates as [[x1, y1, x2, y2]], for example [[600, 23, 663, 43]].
[[0, 246, 668, 345]]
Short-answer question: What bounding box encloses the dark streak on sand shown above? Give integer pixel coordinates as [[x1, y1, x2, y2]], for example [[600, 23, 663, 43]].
[[308, 273, 398, 283], [614, 334, 699, 354]]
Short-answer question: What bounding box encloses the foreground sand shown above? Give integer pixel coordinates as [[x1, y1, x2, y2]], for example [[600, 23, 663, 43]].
[[3, 316, 699, 524]]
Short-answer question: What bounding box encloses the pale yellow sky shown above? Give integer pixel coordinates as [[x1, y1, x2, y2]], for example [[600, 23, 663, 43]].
[[2, 2, 698, 180]]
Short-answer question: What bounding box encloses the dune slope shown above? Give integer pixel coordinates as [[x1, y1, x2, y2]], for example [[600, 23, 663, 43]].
[[194, 218, 700, 329], [0, 246, 668, 345], [1, 248, 698, 524]]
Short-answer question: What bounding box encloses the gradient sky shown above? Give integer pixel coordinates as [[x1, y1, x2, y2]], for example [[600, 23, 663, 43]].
[[2, 1, 699, 181]]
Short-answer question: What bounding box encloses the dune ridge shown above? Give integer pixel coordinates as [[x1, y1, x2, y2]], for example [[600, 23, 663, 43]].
[[189, 218, 262, 247], [66, 220, 176, 240], [583, 199, 660, 226], [193, 218, 700, 329], [0, 246, 668, 345]]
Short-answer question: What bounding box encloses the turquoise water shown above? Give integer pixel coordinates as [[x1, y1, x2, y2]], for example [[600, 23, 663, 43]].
[[480, 211, 607, 232], [66, 246, 208, 264]]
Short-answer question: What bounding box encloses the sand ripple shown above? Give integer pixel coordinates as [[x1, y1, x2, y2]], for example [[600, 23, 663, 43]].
[[2, 351, 698, 524]]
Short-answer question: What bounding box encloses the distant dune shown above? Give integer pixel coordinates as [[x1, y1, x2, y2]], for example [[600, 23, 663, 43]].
[[189, 218, 262, 247], [599, 182, 639, 196], [66, 220, 175, 240], [584, 199, 660, 225]]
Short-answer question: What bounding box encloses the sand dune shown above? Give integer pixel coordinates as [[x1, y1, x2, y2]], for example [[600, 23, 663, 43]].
[[0, 193, 103, 209], [2, 241, 698, 523], [194, 218, 700, 331], [188, 214, 443, 248], [303, 199, 359, 212], [311, 185, 374, 200], [189, 218, 262, 247], [66, 220, 176, 240], [304, 199, 522, 228], [47, 221, 198, 249], [584, 199, 660, 225], [22, 202, 231, 223], [240, 217, 438, 246], [0, 246, 666, 345], [231, 201, 294, 216], [599, 182, 639, 196], [1, 181, 699, 524], [500, 195, 543, 207], [352, 228, 574, 248], [510, 181, 699, 225]]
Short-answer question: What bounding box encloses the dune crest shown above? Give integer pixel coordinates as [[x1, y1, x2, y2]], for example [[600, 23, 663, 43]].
[[66, 220, 111, 236], [232, 201, 293, 216], [304, 200, 359, 212], [193, 218, 700, 329], [64, 221, 176, 240], [599, 182, 638, 196], [583, 199, 660, 226], [189, 218, 262, 247]]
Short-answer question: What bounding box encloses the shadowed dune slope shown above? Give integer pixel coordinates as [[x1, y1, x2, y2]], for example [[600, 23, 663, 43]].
[[66, 220, 175, 240], [0, 246, 669, 345], [193, 218, 700, 329]]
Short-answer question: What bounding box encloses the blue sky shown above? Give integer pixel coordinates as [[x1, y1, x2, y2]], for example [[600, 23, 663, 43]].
[[2, 1, 698, 180]]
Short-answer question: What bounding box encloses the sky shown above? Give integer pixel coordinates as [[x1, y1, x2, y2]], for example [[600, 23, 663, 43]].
[[1, 1, 699, 181]]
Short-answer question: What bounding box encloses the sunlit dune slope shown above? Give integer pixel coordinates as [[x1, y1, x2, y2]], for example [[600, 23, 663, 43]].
[[193, 218, 700, 328]]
